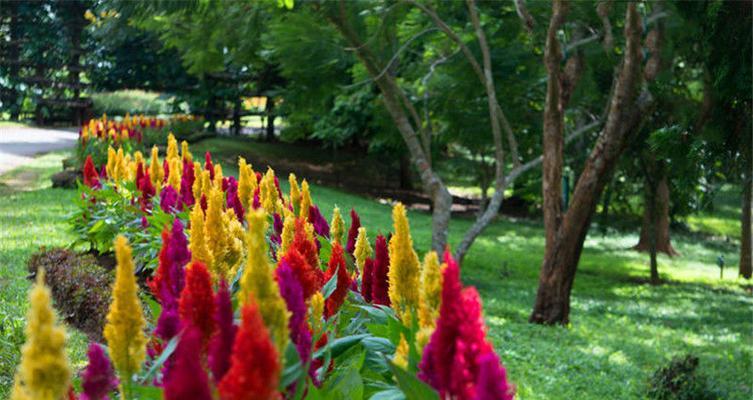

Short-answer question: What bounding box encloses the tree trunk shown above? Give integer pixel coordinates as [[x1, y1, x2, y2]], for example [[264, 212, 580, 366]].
[[329, 6, 452, 253], [232, 97, 242, 136], [531, 2, 647, 325], [265, 97, 276, 142], [740, 169, 752, 279], [634, 174, 678, 256]]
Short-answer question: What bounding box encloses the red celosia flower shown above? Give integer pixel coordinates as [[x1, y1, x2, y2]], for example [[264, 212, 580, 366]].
[[83, 155, 100, 188], [147, 227, 172, 299], [362, 257, 374, 303], [418, 250, 511, 399], [163, 325, 212, 400], [204, 152, 214, 180], [371, 234, 390, 306], [475, 351, 514, 400], [138, 168, 155, 211], [179, 261, 216, 347], [218, 297, 280, 400], [209, 279, 236, 384], [280, 247, 322, 301], [291, 218, 321, 280], [323, 243, 351, 318], [345, 208, 361, 254]]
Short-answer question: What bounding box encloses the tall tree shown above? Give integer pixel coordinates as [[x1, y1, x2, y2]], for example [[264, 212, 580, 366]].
[[530, 1, 659, 324]]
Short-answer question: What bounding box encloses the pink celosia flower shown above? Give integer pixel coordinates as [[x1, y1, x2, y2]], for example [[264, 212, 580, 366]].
[[371, 234, 390, 306], [209, 280, 236, 383], [180, 159, 195, 207], [160, 185, 180, 212], [204, 152, 214, 180], [475, 351, 514, 400], [308, 205, 330, 238], [345, 208, 361, 254], [418, 251, 512, 399], [225, 176, 244, 222], [163, 325, 212, 400], [276, 260, 312, 367], [80, 343, 118, 400]]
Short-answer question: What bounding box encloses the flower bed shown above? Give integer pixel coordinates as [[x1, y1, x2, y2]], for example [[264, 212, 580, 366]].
[[12, 132, 514, 399]]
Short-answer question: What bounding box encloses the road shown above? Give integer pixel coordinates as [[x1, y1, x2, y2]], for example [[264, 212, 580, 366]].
[[0, 126, 78, 175]]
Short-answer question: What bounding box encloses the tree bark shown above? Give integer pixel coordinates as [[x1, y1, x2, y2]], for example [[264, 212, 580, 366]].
[[265, 97, 276, 142], [530, 2, 647, 325], [634, 174, 678, 256], [740, 164, 752, 279]]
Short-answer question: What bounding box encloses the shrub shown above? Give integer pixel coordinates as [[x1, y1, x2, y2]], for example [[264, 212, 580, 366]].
[[91, 90, 172, 116], [647, 355, 718, 400], [27, 248, 113, 341]]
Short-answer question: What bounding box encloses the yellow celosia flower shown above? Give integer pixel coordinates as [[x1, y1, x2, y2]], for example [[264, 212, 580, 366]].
[[330, 207, 344, 245], [106, 146, 116, 179], [149, 146, 163, 188], [167, 158, 181, 192], [11, 269, 70, 400], [213, 164, 223, 188], [259, 168, 278, 214], [205, 187, 229, 279], [189, 205, 214, 270], [104, 236, 147, 386], [192, 162, 204, 202], [114, 148, 126, 181], [354, 227, 371, 274], [238, 157, 257, 211], [310, 292, 324, 335], [239, 209, 290, 354], [223, 209, 244, 275], [166, 133, 178, 162], [393, 334, 410, 370], [288, 173, 301, 214], [418, 251, 443, 330], [181, 140, 192, 162], [280, 209, 296, 255], [388, 203, 420, 325], [299, 179, 312, 220]]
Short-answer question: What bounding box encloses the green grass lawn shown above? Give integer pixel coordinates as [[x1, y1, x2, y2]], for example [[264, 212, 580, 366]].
[[0, 148, 750, 399]]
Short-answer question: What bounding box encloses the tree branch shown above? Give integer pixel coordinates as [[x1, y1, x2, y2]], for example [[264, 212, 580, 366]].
[[514, 0, 535, 34]]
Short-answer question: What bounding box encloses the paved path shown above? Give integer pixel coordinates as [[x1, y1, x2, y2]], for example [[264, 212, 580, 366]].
[[0, 126, 78, 175]]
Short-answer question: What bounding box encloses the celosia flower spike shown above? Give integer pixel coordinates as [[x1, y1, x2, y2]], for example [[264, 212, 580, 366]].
[[239, 208, 290, 354], [209, 280, 236, 384], [163, 325, 212, 400], [372, 234, 391, 306], [218, 297, 281, 400], [387, 203, 420, 324], [299, 179, 312, 220], [323, 243, 351, 318], [345, 208, 361, 254], [103, 236, 147, 385], [80, 343, 118, 400], [189, 205, 214, 270], [289, 173, 301, 214], [330, 207, 345, 245], [276, 260, 313, 370], [11, 269, 71, 400], [179, 262, 216, 347], [83, 155, 100, 188], [354, 227, 371, 275]]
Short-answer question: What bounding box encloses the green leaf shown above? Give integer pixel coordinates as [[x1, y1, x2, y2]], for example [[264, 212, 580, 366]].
[[313, 333, 369, 360], [321, 269, 339, 300], [369, 388, 407, 400], [388, 361, 439, 400], [139, 335, 180, 384]]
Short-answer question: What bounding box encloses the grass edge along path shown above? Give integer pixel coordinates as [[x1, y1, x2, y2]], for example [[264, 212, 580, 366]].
[[0, 147, 750, 399]]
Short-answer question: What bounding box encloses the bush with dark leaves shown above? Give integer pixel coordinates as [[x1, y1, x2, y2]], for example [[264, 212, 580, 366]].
[[647, 355, 718, 400]]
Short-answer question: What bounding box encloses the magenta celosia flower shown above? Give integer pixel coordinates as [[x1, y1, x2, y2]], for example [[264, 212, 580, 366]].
[[276, 260, 312, 370], [252, 188, 261, 209], [166, 219, 190, 296], [274, 175, 284, 202], [204, 152, 214, 180], [308, 205, 330, 238], [163, 158, 170, 183], [163, 325, 212, 400], [475, 351, 514, 400], [80, 343, 118, 400], [225, 176, 244, 222], [419, 250, 511, 399], [209, 280, 236, 384], [371, 234, 390, 306], [180, 159, 195, 207], [155, 297, 181, 340], [160, 185, 180, 212], [362, 257, 374, 302], [345, 208, 361, 254], [98, 164, 107, 180], [270, 213, 283, 248]]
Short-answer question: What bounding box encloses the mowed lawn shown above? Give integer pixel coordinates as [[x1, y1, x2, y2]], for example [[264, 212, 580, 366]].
[[0, 148, 750, 399]]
